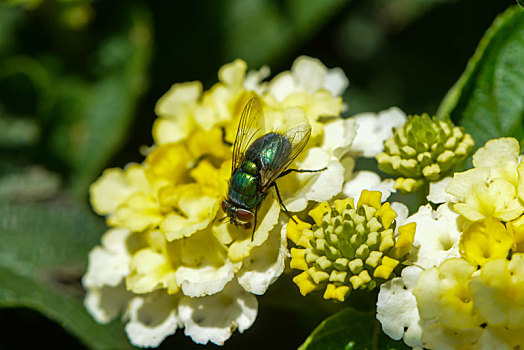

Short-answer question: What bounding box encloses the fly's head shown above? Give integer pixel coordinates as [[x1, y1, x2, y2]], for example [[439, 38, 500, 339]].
[[221, 199, 254, 227]]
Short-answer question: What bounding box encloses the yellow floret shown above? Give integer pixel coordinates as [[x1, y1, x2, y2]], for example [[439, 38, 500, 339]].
[[290, 248, 308, 270], [334, 198, 354, 213], [286, 216, 312, 245], [293, 271, 318, 296], [357, 190, 382, 210], [323, 284, 350, 302], [390, 222, 416, 259], [308, 202, 332, 226], [376, 202, 397, 229]]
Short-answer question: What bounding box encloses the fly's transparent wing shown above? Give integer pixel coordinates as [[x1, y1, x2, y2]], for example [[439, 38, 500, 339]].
[[260, 123, 311, 190], [232, 97, 265, 172]]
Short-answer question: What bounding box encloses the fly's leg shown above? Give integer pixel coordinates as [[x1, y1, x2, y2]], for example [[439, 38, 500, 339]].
[[277, 167, 327, 178], [190, 154, 209, 169], [271, 182, 297, 224], [221, 127, 233, 146], [251, 208, 258, 241], [193, 127, 231, 168]]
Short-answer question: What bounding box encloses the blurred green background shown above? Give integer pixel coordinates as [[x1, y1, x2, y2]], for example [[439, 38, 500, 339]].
[[0, 0, 516, 348]]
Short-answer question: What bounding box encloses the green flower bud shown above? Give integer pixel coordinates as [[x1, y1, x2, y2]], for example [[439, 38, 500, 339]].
[[287, 190, 416, 302], [376, 114, 474, 193]]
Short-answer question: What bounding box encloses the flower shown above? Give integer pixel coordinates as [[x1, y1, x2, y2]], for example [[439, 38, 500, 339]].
[[376, 202, 462, 348], [84, 56, 354, 346], [349, 107, 407, 158], [287, 190, 415, 302], [459, 218, 513, 267], [446, 137, 524, 222], [376, 114, 474, 193], [412, 254, 524, 349], [377, 138, 524, 349], [342, 170, 395, 204]]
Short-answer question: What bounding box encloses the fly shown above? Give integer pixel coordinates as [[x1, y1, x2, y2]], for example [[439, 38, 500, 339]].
[[221, 97, 324, 238]]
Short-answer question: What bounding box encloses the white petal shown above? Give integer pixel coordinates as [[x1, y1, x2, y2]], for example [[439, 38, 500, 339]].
[[391, 202, 409, 225], [82, 228, 132, 288], [125, 292, 180, 348], [427, 177, 456, 204], [342, 170, 395, 203], [376, 277, 423, 348], [244, 65, 270, 93], [404, 203, 462, 268], [175, 262, 235, 297], [322, 118, 357, 159], [291, 56, 328, 93], [268, 72, 295, 102], [179, 281, 258, 345], [285, 148, 344, 212], [236, 220, 288, 295], [84, 282, 132, 324], [401, 266, 424, 291], [324, 67, 349, 96], [350, 107, 407, 157]]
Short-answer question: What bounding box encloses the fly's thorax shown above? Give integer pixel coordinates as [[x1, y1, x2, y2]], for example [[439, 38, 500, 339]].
[[241, 160, 258, 175]]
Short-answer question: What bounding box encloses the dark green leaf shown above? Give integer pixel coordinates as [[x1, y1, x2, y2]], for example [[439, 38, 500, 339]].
[[221, 0, 349, 67], [0, 5, 23, 57], [0, 198, 134, 349], [0, 165, 60, 200], [299, 308, 409, 350], [51, 5, 152, 195], [437, 6, 524, 148]]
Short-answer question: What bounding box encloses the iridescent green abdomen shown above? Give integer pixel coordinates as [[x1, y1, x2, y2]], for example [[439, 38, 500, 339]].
[[229, 168, 260, 209]]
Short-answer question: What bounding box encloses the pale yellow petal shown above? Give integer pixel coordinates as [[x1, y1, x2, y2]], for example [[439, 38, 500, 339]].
[[90, 168, 134, 215]]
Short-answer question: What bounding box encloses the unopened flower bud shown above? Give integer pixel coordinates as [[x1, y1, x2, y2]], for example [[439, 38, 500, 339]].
[[376, 114, 474, 193]]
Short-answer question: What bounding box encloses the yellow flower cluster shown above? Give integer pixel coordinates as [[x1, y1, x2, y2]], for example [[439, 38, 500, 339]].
[[84, 56, 352, 346], [287, 190, 415, 302], [412, 137, 524, 348]]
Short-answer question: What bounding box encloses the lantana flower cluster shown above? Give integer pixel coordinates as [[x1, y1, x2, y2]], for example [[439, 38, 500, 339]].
[[287, 190, 415, 302], [376, 114, 474, 193], [83, 56, 364, 346], [377, 137, 524, 349]]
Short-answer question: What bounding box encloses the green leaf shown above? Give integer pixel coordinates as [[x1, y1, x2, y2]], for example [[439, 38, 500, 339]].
[[68, 6, 152, 195], [221, 0, 349, 67], [437, 6, 524, 148], [0, 165, 60, 200], [0, 199, 134, 349], [0, 5, 23, 57], [299, 308, 409, 350]]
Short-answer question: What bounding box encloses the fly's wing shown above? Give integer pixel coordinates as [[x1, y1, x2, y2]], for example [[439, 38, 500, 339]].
[[260, 123, 311, 190], [232, 97, 265, 172]]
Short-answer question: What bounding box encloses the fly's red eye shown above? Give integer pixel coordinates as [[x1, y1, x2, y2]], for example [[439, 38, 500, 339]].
[[221, 200, 227, 212], [237, 209, 253, 223]]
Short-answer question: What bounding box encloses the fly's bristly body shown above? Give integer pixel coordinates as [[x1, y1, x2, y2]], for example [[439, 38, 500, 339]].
[[221, 97, 322, 238]]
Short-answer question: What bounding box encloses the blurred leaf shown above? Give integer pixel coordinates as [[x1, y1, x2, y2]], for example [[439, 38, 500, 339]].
[[0, 165, 60, 200], [45, 4, 152, 195], [0, 114, 40, 148], [0, 198, 134, 349], [222, 0, 349, 66], [437, 6, 524, 148], [0, 5, 23, 56], [299, 308, 409, 350]]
